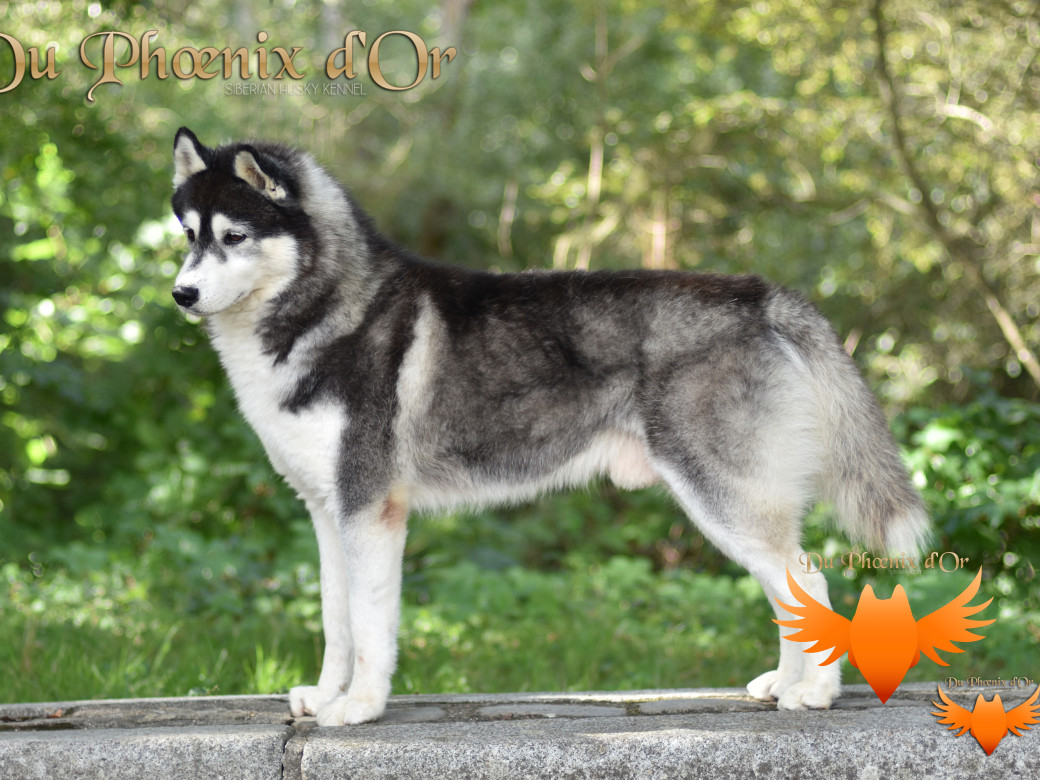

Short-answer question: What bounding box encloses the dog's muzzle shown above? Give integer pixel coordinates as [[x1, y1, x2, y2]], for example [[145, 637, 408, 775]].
[[172, 286, 200, 309]]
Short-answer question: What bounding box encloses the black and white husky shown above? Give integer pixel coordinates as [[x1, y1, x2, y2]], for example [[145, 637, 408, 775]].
[[170, 127, 928, 726]]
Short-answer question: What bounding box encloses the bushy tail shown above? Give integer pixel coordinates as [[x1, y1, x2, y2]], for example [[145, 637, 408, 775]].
[[767, 288, 929, 557]]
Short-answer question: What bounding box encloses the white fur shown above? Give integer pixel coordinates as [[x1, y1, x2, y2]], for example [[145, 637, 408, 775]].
[[176, 211, 344, 503], [392, 295, 442, 489], [209, 308, 343, 502], [181, 209, 201, 238], [288, 496, 352, 717]]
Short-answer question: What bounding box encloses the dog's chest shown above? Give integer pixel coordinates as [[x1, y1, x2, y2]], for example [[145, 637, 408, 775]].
[[210, 317, 342, 499]]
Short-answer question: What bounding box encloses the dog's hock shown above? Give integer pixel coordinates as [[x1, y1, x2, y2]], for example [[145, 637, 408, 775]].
[[234, 150, 289, 201]]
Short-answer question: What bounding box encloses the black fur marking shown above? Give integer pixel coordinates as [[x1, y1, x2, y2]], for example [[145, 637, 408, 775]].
[[259, 277, 340, 366]]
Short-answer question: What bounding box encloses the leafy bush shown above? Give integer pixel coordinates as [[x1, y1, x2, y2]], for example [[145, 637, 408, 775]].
[[897, 379, 1040, 612], [2, 0, 1038, 705]]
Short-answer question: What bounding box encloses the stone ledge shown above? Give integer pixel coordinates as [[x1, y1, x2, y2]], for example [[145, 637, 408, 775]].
[[0, 684, 1035, 779]]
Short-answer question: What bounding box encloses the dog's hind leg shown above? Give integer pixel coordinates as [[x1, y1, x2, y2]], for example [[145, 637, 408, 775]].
[[290, 496, 353, 718], [656, 460, 840, 709], [315, 493, 408, 727], [745, 570, 839, 710], [642, 346, 842, 708]]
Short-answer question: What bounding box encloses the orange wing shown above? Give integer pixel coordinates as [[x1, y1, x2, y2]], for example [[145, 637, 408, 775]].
[[1005, 685, 1040, 737], [931, 685, 974, 736], [773, 569, 851, 665], [914, 569, 994, 666]]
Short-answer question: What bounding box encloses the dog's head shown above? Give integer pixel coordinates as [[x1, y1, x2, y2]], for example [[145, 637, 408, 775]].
[[170, 127, 310, 317]]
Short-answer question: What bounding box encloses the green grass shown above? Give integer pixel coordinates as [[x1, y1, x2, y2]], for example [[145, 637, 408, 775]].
[[2, 546, 1035, 704], [4, 391, 1038, 703]]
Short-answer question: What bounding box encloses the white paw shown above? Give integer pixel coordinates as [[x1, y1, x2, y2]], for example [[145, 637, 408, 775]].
[[776, 678, 838, 710], [747, 669, 782, 701], [316, 692, 387, 726], [289, 685, 340, 718], [747, 670, 839, 709]]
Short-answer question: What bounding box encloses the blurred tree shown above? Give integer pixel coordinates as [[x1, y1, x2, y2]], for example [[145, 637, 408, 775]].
[[871, 0, 1040, 392], [1, 0, 1036, 577]]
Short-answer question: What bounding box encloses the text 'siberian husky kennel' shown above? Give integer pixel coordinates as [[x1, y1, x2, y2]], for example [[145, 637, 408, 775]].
[[170, 128, 928, 726]]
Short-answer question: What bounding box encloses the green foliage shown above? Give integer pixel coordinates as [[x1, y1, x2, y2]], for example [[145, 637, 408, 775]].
[[397, 559, 775, 694], [898, 381, 1040, 609], [1, 0, 1038, 703]]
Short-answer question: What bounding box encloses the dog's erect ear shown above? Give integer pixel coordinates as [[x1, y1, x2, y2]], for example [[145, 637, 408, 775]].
[[173, 127, 210, 187], [234, 147, 291, 202]]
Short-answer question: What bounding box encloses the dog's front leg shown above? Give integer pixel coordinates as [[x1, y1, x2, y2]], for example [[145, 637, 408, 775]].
[[290, 498, 353, 718], [316, 495, 408, 727]]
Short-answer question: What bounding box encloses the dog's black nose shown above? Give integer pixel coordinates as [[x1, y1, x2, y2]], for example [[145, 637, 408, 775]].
[[172, 286, 199, 308]]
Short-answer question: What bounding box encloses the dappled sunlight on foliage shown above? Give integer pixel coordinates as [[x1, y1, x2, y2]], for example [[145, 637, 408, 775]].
[[1, 0, 1038, 701], [898, 385, 1040, 600]]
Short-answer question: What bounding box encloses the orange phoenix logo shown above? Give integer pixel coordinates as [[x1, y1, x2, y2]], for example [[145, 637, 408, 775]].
[[932, 684, 1040, 755], [775, 569, 994, 703]]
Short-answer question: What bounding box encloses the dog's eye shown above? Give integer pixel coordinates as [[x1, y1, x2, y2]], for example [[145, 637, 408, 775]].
[[224, 232, 246, 245], [184, 227, 196, 243]]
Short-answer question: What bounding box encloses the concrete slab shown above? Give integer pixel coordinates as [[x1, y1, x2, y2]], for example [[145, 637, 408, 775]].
[[0, 725, 292, 780], [0, 684, 1036, 779]]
